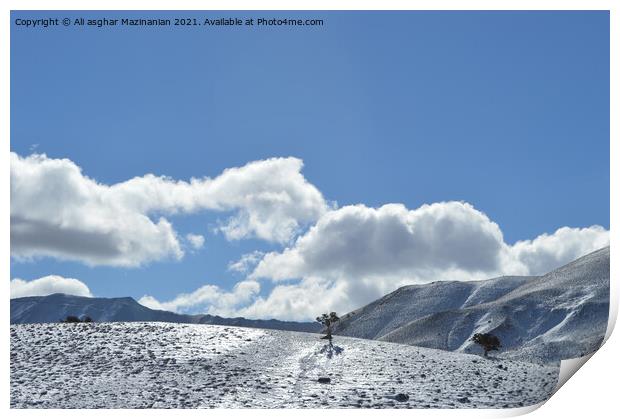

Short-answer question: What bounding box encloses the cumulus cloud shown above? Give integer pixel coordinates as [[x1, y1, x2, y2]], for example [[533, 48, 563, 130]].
[[236, 277, 352, 321], [252, 202, 506, 282], [139, 280, 260, 316], [186, 233, 205, 250], [11, 153, 328, 266], [228, 251, 265, 274], [252, 202, 609, 283], [10, 275, 93, 299], [509, 226, 610, 275]]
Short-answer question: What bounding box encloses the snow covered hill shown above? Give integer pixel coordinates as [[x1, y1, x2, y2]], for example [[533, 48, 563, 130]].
[[334, 247, 610, 363], [10, 293, 320, 333], [10, 322, 558, 408]]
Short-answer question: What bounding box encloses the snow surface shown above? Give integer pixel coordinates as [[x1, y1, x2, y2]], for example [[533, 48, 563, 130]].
[[11, 322, 558, 408], [334, 247, 609, 364]]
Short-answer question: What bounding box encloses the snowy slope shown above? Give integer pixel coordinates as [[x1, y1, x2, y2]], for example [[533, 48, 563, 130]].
[[335, 247, 609, 363], [10, 322, 558, 408], [334, 276, 533, 340], [10, 293, 321, 333]]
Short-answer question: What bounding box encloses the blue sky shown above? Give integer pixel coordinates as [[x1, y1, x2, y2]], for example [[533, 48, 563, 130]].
[[10, 11, 609, 319]]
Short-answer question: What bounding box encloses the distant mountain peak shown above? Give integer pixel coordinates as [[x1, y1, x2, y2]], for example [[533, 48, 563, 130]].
[[11, 293, 321, 333]]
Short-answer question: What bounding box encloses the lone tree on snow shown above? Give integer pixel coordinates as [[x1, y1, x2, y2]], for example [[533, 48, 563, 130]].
[[316, 312, 340, 342], [471, 333, 501, 357]]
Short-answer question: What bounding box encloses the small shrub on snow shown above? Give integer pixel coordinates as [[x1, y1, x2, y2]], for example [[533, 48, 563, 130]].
[[471, 333, 501, 356], [61, 315, 93, 323]]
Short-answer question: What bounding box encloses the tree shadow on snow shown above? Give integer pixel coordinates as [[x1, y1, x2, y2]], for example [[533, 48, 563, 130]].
[[319, 342, 344, 359]]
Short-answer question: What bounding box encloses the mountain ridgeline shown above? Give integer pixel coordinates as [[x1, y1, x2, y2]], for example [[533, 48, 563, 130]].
[[333, 246, 610, 363], [10, 293, 321, 333]]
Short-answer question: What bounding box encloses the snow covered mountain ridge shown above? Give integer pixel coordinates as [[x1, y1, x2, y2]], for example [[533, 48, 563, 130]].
[[10, 293, 321, 333], [334, 246, 610, 363]]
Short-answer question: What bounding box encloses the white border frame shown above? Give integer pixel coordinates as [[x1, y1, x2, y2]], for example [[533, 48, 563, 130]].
[[2, 2, 616, 419]]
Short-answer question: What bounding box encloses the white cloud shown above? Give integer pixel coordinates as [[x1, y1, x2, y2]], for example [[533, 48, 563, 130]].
[[109, 155, 328, 243], [139, 280, 260, 316], [508, 226, 610, 275], [252, 202, 609, 283], [10, 275, 93, 299], [186, 233, 205, 250], [236, 277, 352, 321], [11, 153, 328, 266], [228, 251, 265, 274], [252, 202, 507, 282]]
